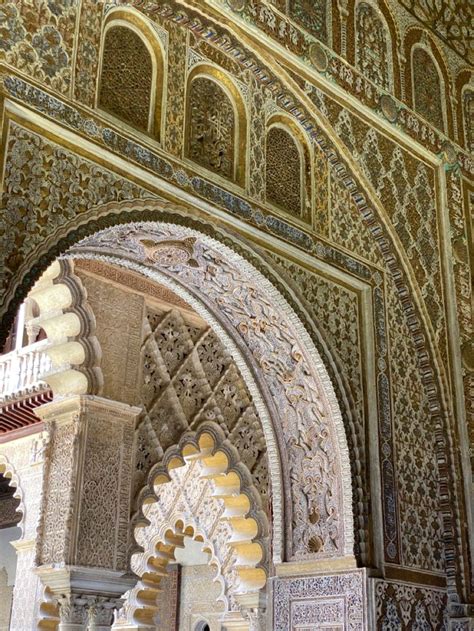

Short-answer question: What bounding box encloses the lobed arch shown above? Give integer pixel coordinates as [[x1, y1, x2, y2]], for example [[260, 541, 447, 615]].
[[0, 455, 25, 536], [185, 63, 247, 186], [26, 259, 102, 397], [97, 7, 166, 138], [125, 422, 268, 627], [265, 113, 312, 221]]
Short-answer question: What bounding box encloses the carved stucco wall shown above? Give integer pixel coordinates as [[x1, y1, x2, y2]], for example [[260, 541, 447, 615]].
[[70, 221, 355, 563], [0, 0, 471, 623], [73, 265, 271, 517], [179, 565, 224, 631]]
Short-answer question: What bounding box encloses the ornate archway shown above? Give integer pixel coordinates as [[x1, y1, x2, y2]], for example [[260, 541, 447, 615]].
[[118, 423, 268, 628], [27, 213, 359, 627], [67, 218, 355, 563]]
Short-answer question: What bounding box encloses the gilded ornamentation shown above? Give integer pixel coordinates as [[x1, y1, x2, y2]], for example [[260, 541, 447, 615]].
[[248, 76, 267, 201], [289, 0, 328, 45], [0, 1, 75, 93], [308, 41, 329, 72], [73, 0, 103, 106], [463, 89, 474, 153], [0, 0, 471, 617], [0, 123, 149, 308], [355, 3, 391, 91], [374, 580, 447, 629], [398, 0, 473, 63], [98, 25, 153, 132], [186, 77, 236, 180], [265, 126, 303, 217], [164, 22, 188, 156], [387, 274, 444, 571], [412, 47, 445, 132]]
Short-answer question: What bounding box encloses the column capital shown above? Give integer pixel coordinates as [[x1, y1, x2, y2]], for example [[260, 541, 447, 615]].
[[35, 566, 136, 631]]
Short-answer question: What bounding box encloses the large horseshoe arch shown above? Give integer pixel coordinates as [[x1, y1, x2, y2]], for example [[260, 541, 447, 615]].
[[61, 208, 355, 563]]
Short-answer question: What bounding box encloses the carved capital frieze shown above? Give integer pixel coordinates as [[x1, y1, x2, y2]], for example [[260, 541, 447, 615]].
[[35, 566, 136, 631]]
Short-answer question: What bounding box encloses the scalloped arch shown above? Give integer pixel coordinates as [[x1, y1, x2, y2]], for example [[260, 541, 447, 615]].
[[124, 422, 268, 627], [27, 258, 103, 397], [0, 454, 26, 535]]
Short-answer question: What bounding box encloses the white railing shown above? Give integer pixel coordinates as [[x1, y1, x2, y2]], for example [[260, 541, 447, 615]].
[[0, 341, 52, 398]]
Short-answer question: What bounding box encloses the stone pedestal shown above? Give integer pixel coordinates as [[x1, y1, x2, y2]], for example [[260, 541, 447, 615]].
[[34, 395, 140, 626], [272, 564, 367, 630]]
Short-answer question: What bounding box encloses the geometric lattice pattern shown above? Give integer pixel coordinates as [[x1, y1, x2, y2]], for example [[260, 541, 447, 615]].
[[98, 26, 153, 132], [266, 126, 303, 217], [186, 77, 235, 180], [387, 276, 444, 571], [135, 308, 269, 513]]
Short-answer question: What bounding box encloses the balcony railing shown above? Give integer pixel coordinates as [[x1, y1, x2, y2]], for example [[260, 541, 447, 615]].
[[0, 341, 51, 400]]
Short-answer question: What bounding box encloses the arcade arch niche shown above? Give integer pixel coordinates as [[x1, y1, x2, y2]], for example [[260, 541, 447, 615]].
[[67, 217, 355, 563]]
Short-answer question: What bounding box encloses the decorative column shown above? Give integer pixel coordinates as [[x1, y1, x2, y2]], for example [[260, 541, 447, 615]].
[[34, 395, 140, 629]]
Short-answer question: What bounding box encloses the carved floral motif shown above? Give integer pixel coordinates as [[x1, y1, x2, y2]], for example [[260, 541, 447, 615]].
[[71, 221, 354, 560], [186, 77, 236, 180]]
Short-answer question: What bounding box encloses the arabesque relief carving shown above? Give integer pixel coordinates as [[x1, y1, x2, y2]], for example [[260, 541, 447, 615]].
[[70, 220, 355, 561]]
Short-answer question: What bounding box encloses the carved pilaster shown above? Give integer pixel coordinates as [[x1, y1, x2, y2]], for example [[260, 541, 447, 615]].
[[34, 396, 140, 623]]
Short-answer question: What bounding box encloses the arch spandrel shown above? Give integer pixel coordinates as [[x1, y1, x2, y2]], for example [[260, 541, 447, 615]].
[[68, 219, 355, 563]]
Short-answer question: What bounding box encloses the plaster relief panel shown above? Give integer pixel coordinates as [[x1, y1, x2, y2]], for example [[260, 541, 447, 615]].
[[77, 272, 145, 406]]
